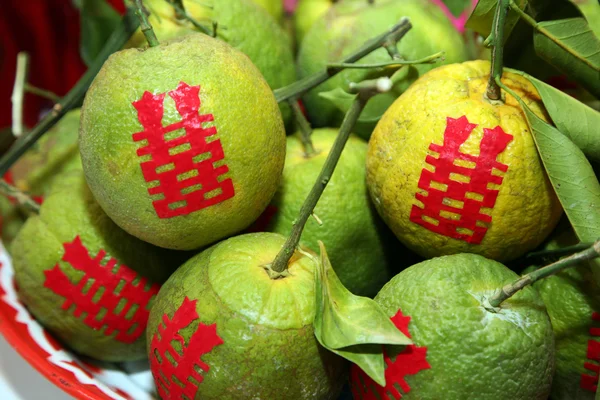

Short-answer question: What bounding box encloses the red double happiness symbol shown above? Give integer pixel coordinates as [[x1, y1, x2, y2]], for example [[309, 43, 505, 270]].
[[150, 297, 224, 400], [43, 236, 160, 344], [351, 310, 431, 400], [581, 311, 600, 392], [410, 116, 513, 244], [132, 81, 234, 219]]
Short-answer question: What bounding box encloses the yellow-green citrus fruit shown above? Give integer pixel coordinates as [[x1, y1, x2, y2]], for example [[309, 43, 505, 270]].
[[252, 0, 284, 22], [264, 129, 400, 297], [366, 60, 562, 262], [80, 34, 286, 250], [529, 227, 600, 400], [127, 0, 295, 126], [294, 0, 338, 44], [351, 253, 555, 399], [0, 196, 25, 246], [297, 0, 469, 138], [11, 173, 178, 361], [11, 108, 82, 197], [147, 232, 346, 399]]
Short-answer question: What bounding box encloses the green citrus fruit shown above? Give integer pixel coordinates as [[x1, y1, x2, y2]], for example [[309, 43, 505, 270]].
[[264, 128, 399, 297], [11, 172, 179, 361], [366, 60, 562, 262], [350, 253, 555, 399], [11, 109, 82, 197], [80, 34, 286, 250], [297, 0, 469, 138], [252, 0, 284, 22], [528, 227, 600, 400], [146, 232, 346, 399], [294, 0, 339, 44], [127, 0, 295, 126]]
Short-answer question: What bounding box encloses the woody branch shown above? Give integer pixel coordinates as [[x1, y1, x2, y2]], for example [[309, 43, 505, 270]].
[[0, 179, 40, 214], [486, 0, 510, 101]]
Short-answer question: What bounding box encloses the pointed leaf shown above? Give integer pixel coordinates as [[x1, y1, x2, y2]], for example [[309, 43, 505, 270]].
[[466, 0, 528, 38], [313, 242, 411, 386], [319, 88, 384, 123], [80, 0, 121, 66], [510, 70, 600, 163], [534, 17, 600, 98], [568, 0, 600, 38]]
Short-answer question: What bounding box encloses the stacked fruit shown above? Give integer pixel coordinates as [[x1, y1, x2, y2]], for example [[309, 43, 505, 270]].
[[1, 0, 599, 399]]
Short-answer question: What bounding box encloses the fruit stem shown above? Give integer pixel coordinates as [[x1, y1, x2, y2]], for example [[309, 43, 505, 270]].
[[526, 242, 593, 261], [0, 180, 40, 214], [485, 0, 509, 101], [274, 17, 412, 103], [0, 9, 139, 177], [269, 77, 393, 274], [288, 99, 316, 157], [326, 51, 445, 72], [168, 1, 212, 35], [11, 52, 28, 138], [488, 239, 600, 308], [135, 0, 159, 47], [24, 84, 60, 102]]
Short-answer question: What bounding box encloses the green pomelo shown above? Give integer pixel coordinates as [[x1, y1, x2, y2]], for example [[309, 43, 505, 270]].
[[294, 0, 338, 45], [251, 0, 284, 22], [297, 0, 469, 139], [529, 228, 600, 400], [147, 232, 346, 399], [127, 0, 295, 127], [351, 253, 555, 399], [264, 129, 400, 297], [11, 109, 82, 197], [80, 34, 286, 250], [11, 173, 180, 361]]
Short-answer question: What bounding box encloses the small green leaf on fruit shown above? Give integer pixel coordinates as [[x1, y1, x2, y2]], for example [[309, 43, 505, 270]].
[[313, 242, 412, 386], [533, 17, 600, 98], [509, 70, 600, 163], [80, 0, 121, 67]]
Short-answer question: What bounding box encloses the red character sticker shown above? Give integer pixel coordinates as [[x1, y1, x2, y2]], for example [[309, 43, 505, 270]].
[[43, 236, 160, 344], [150, 297, 223, 400], [410, 116, 513, 244], [351, 309, 431, 400], [132, 82, 234, 219], [581, 311, 600, 392]]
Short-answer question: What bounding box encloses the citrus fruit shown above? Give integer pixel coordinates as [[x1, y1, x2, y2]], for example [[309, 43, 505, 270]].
[[263, 128, 399, 297], [126, 0, 295, 126], [350, 253, 555, 399], [146, 232, 346, 399], [10, 108, 82, 197], [294, 0, 339, 44], [252, 0, 284, 22], [528, 227, 600, 400], [80, 34, 286, 250], [366, 60, 562, 262], [0, 195, 25, 246], [297, 0, 468, 138], [11, 172, 178, 361]]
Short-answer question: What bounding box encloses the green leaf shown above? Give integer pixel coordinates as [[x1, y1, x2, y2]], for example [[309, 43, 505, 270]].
[[313, 242, 411, 386], [466, 0, 527, 38], [319, 88, 384, 123], [533, 17, 600, 98], [509, 70, 600, 163], [79, 0, 121, 67], [440, 0, 474, 17], [569, 0, 600, 38]]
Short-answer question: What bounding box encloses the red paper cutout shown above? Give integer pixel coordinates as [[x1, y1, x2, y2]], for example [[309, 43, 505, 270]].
[[350, 309, 431, 400], [132, 81, 234, 219], [149, 296, 223, 400], [409, 116, 513, 244], [581, 311, 600, 392], [43, 236, 160, 344]]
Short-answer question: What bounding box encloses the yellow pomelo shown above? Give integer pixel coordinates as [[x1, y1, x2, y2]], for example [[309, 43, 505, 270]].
[[366, 60, 562, 261]]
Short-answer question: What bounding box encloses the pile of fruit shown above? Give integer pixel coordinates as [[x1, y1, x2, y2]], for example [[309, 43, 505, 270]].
[[2, 0, 599, 399]]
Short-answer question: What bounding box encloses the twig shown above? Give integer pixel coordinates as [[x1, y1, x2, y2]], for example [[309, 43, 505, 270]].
[[0, 179, 40, 214], [274, 17, 412, 103], [526, 242, 594, 261], [288, 99, 316, 157], [168, 1, 212, 35], [0, 9, 140, 177], [135, 0, 159, 47], [487, 239, 600, 308], [11, 52, 29, 138], [269, 77, 392, 274], [486, 0, 509, 100], [24, 84, 60, 102], [326, 51, 444, 73], [168, 0, 185, 19]]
